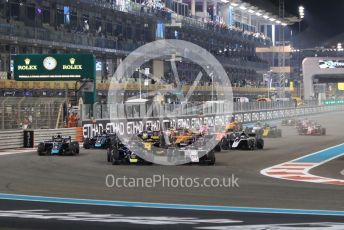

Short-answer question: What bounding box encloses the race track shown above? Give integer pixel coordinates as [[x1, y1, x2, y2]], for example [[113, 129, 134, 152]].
[[0, 111, 344, 229]]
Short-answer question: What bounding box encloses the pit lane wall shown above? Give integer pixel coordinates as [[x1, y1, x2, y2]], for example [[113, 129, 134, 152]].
[[81, 104, 344, 138]]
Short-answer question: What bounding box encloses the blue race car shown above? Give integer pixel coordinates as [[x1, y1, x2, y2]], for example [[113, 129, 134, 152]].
[[83, 133, 116, 149], [37, 135, 79, 156]]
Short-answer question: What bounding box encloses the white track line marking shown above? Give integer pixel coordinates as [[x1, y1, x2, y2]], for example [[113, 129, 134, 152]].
[[261, 144, 344, 185]]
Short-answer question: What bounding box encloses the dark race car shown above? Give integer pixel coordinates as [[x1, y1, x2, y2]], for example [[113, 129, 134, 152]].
[[83, 133, 114, 149], [107, 130, 215, 165], [245, 123, 282, 138], [107, 129, 166, 165], [37, 135, 79, 156], [107, 139, 153, 165], [137, 130, 161, 144], [282, 119, 299, 126], [229, 132, 264, 150]]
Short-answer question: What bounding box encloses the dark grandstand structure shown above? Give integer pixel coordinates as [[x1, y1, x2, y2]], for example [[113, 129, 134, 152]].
[[0, 0, 296, 101]]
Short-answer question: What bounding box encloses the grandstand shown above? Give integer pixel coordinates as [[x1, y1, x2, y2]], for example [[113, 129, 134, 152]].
[[0, 0, 297, 101]]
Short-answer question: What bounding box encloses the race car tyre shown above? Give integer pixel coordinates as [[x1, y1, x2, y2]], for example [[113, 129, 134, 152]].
[[257, 139, 264, 150], [37, 143, 45, 156], [83, 138, 91, 149], [277, 129, 282, 137], [69, 142, 79, 155], [220, 138, 230, 150], [107, 149, 111, 162], [73, 141, 80, 154], [111, 148, 120, 165], [248, 141, 256, 150], [214, 143, 222, 152], [207, 150, 216, 165]]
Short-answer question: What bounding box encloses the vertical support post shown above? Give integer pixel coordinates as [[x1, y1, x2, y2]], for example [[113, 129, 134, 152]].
[[191, 0, 195, 17], [203, 0, 207, 18]]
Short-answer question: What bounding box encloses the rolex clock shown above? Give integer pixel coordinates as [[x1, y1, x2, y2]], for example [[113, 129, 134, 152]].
[[43, 56, 57, 70]]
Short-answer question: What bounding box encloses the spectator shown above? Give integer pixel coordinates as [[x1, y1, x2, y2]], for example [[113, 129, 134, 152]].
[[68, 112, 79, 128], [22, 117, 30, 130]]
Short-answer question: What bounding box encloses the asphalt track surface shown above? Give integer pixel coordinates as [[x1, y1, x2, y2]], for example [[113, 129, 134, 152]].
[[0, 112, 344, 229], [1, 199, 344, 230]]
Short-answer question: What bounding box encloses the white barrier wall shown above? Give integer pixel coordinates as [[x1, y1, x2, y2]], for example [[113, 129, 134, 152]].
[[0, 104, 343, 149], [0, 130, 23, 150], [82, 104, 344, 138], [33, 128, 77, 146], [0, 128, 78, 150]]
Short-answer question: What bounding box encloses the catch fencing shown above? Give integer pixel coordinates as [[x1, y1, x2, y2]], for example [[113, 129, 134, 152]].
[[0, 97, 67, 130]]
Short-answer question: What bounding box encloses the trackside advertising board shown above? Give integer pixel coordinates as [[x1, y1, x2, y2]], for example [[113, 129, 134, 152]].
[[13, 54, 95, 81]]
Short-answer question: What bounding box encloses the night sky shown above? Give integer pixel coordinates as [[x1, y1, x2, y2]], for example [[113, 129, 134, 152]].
[[269, 0, 344, 48]]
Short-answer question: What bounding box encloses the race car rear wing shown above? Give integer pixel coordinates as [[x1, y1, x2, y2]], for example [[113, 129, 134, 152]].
[[52, 135, 71, 140]]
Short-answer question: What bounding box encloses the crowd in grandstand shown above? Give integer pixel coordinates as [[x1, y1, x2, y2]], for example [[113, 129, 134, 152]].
[[0, 0, 273, 94]]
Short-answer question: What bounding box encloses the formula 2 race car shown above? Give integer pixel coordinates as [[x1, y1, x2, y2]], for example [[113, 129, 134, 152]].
[[107, 140, 154, 165], [297, 120, 326, 136], [37, 135, 79, 156], [83, 133, 114, 149], [167, 134, 216, 165], [213, 121, 243, 151], [245, 123, 282, 138], [172, 128, 198, 147], [138, 130, 161, 144], [281, 118, 299, 126], [229, 132, 264, 150], [107, 129, 216, 165]]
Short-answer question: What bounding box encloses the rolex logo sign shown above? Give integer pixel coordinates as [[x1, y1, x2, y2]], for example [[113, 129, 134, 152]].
[[63, 57, 82, 70], [69, 58, 76, 65], [17, 58, 37, 70]]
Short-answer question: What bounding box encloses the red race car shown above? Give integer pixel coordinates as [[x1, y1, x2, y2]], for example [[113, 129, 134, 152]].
[[297, 120, 326, 136]]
